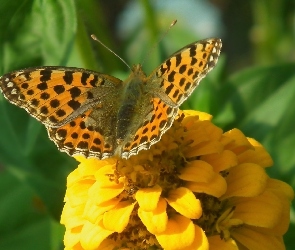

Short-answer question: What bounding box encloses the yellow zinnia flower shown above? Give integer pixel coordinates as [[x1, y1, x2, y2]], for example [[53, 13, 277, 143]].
[[61, 110, 294, 250]]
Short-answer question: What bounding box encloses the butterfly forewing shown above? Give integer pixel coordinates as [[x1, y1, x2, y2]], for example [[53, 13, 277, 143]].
[[148, 38, 222, 107], [0, 67, 123, 127]]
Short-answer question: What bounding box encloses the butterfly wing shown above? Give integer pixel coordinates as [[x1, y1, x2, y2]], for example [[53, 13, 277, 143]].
[[0, 66, 123, 159], [116, 96, 178, 159], [147, 38, 222, 107], [117, 38, 222, 158], [47, 108, 117, 159], [0, 66, 123, 126]]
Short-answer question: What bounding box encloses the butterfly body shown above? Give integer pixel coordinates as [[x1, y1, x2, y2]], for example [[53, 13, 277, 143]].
[[0, 38, 222, 159], [116, 65, 148, 141]]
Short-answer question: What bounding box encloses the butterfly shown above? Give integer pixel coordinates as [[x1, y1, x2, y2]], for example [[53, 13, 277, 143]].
[[0, 38, 222, 159]]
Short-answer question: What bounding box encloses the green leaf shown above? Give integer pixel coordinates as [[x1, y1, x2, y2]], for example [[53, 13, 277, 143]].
[[0, 170, 65, 250], [0, 0, 77, 73]]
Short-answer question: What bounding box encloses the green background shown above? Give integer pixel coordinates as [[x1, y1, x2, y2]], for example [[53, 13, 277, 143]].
[[0, 0, 294, 249]]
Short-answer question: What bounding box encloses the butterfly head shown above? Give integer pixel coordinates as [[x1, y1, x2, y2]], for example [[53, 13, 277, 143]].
[[131, 64, 146, 76]]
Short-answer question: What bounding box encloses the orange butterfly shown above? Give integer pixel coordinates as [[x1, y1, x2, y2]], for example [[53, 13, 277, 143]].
[[0, 38, 222, 159]]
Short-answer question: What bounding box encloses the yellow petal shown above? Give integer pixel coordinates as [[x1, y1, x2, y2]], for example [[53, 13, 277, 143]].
[[267, 178, 294, 201], [103, 201, 135, 232], [208, 235, 238, 250], [184, 126, 210, 146], [166, 187, 202, 219], [183, 120, 222, 147], [66, 167, 84, 188], [80, 221, 113, 250], [184, 140, 223, 158], [182, 225, 209, 250], [83, 199, 119, 224], [203, 120, 223, 141], [242, 224, 288, 240], [179, 160, 215, 183], [64, 227, 82, 249], [88, 181, 124, 205], [60, 202, 85, 228], [98, 239, 117, 250], [219, 134, 234, 147], [265, 179, 294, 234], [223, 129, 253, 154], [231, 226, 285, 250], [135, 184, 162, 211], [79, 159, 113, 178], [222, 163, 268, 199], [238, 138, 273, 167], [66, 180, 94, 207], [186, 173, 227, 197], [156, 215, 195, 250], [182, 110, 212, 121], [94, 164, 118, 187], [231, 190, 282, 229], [138, 198, 168, 234], [201, 150, 238, 172]]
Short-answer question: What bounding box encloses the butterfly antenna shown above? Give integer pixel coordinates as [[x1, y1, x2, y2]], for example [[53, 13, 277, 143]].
[[141, 19, 177, 66], [91, 34, 132, 71]]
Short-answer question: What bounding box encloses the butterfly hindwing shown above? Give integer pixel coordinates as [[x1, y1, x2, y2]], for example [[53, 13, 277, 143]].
[[118, 97, 178, 158], [47, 109, 116, 159]]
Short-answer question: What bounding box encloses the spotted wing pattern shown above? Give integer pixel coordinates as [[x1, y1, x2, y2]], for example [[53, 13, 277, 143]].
[[0, 67, 123, 159], [47, 110, 115, 159], [119, 98, 178, 159], [148, 38, 222, 106]]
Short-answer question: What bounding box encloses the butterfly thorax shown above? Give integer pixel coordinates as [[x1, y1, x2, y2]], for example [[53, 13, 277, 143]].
[[116, 64, 148, 143]]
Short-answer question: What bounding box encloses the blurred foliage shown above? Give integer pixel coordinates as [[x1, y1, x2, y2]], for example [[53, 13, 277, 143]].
[[0, 0, 294, 249]]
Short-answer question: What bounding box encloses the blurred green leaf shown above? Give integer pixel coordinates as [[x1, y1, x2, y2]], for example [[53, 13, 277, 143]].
[[0, 0, 76, 73], [0, 170, 64, 249]]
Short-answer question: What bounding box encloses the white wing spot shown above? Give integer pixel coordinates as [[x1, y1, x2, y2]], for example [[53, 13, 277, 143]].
[[11, 88, 17, 95], [7, 82, 14, 88], [15, 72, 24, 77]]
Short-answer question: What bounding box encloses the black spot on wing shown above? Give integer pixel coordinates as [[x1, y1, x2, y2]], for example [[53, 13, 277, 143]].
[[50, 99, 60, 108], [37, 82, 48, 90], [40, 92, 50, 100], [63, 71, 73, 84], [89, 75, 98, 87], [54, 85, 65, 94], [81, 72, 89, 86], [40, 70, 52, 82], [68, 100, 81, 110], [56, 109, 66, 117], [69, 87, 81, 98]]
